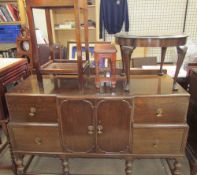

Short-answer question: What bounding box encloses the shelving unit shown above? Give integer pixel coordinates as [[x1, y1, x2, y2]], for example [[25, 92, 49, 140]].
[[0, 0, 26, 50], [0, 0, 26, 25], [50, 0, 98, 47]]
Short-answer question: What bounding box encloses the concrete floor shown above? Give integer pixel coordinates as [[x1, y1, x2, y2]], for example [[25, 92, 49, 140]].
[[0, 144, 191, 175]]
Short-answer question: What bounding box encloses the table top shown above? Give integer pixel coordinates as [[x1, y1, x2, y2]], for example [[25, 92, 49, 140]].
[[0, 43, 16, 52], [115, 32, 188, 39], [6, 74, 188, 97], [0, 58, 26, 73], [115, 33, 188, 47]]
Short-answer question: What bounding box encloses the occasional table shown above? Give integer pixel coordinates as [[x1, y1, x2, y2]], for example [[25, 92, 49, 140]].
[[115, 33, 188, 91]]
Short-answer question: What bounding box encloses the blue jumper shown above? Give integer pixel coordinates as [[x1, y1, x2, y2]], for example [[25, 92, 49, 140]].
[[99, 0, 129, 38]]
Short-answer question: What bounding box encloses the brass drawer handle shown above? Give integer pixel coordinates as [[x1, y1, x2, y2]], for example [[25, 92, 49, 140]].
[[153, 143, 158, 148], [97, 125, 103, 135], [152, 140, 159, 148], [29, 107, 36, 117], [34, 137, 42, 145], [156, 108, 163, 118], [88, 125, 94, 135]]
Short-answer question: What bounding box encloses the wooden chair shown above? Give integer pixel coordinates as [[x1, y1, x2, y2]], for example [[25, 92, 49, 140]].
[[26, 0, 90, 86]]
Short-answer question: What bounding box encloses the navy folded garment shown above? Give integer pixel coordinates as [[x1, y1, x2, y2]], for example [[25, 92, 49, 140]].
[[99, 0, 129, 38]]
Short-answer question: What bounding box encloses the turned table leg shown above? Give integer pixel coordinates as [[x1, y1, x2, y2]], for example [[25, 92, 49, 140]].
[[15, 155, 24, 175], [120, 46, 126, 76], [173, 158, 184, 175], [125, 159, 133, 175], [1, 120, 17, 174], [159, 47, 167, 75], [120, 46, 135, 91], [61, 158, 69, 175], [173, 46, 188, 91]]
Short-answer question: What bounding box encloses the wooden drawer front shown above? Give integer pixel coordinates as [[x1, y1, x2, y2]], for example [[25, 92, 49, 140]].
[[8, 124, 62, 152], [7, 96, 57, 122], [134, 96, 189, 123], [133, 126, 188, 154]]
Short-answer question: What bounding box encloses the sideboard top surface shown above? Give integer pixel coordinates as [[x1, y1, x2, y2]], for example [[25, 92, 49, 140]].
[[6, 74, 189, 98]]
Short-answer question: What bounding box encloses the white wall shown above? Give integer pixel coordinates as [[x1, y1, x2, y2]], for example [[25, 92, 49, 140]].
[[105, 0, 197, 62]]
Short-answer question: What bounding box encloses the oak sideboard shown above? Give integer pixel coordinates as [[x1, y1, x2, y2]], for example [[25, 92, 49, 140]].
[[6, 73, 189, 175]]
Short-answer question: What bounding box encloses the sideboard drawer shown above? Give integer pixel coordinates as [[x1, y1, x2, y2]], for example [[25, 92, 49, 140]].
[[134, 96, 189, 123], [8, 124, 62, 152], [133, 125, 188, 154], [6, 95, 58, 122]]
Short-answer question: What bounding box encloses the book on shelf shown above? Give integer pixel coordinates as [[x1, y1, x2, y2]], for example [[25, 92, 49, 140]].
[[6, 4, 17, 21], [0, 50, 16, 58], [0, 3, 20, 22], [0, 9, 6, 22]]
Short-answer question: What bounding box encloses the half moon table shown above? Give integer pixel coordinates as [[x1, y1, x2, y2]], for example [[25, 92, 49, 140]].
[[115, 33, 188, 91]]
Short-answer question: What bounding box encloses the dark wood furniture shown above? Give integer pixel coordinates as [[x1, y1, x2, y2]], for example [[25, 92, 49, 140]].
[[115, 33, 188, 91], [0, 58, 29, 122], [16, 27, 33, 71], [6, 72, 189, 175], [186, 68, 197, 175], [26, 0, 90, 86], [94, 43, 117, 88], [0, 58, 29, 172]]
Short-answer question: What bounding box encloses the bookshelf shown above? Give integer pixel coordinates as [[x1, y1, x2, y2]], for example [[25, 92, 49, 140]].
[[50, 0, 99, 47], [0, 0, 26, 25]]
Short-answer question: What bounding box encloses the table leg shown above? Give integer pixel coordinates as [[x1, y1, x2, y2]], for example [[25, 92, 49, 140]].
[[173, 46, 188, 91], [61, 158, 69, 175], [159, 47, 167, 75], [2, 120, 17, 174], [173, 158, 184, 175], [120, 46, 125, 76], [125, 159, 133, 175], [15, 155, 24, 175], [120, 46, 135, 91]]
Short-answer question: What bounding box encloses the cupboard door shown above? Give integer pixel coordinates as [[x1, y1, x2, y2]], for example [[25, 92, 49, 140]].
[[58, 99, 95, 153], [96, 100, 132, 153]]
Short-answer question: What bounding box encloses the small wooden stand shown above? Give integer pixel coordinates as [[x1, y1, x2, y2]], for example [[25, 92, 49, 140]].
[[94, 43, 117, 88]]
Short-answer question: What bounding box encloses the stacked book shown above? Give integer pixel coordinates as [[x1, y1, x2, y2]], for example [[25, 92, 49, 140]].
[[0, 4, 20, 22]]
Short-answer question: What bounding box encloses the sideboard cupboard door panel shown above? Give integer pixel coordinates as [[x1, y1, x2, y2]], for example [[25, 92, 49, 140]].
[[6, 95, 58, 123], [8, 124, 62, 152], [133, 125, 188, 154], [96, 100, 132, 153], [134, 96, 189, 123], [58, 100, 95, 153]]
